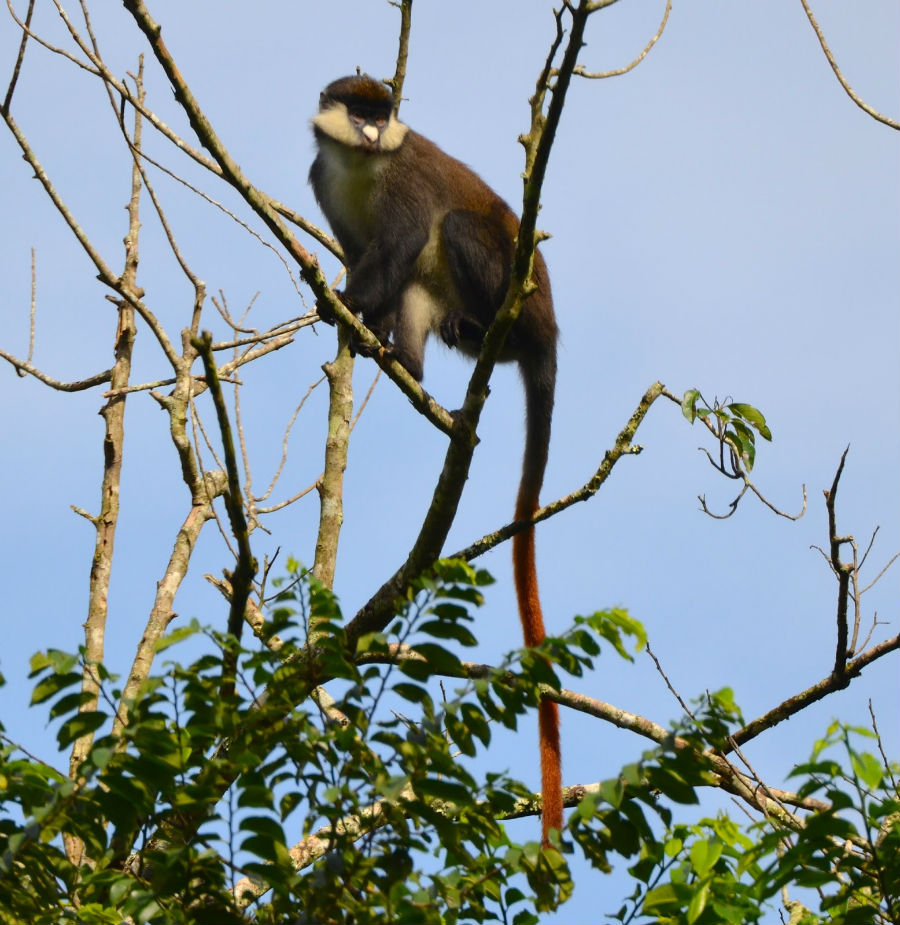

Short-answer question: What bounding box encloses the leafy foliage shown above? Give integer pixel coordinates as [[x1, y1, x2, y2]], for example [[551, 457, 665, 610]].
[[0, 568, 896, 923], [681, 390, 772, 472], [612, 724, 900, 925]]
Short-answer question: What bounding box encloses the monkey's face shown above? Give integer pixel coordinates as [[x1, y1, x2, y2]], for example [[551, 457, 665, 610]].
[[347, 106, 389, 150], [312, 75, 408, 155]]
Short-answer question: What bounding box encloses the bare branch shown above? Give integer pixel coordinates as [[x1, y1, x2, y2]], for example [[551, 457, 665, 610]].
[[824, 448, 853, 671], [65, 69, 145, 864], [0, 349, 112, 390], [574, 0, 671, 79], [1, 0, 35, 114], [255, 375, 325, 505], [388, 0, 413, 111], [312, 332, 353, 589], [3, 105, 182, 368], [799, 0, 900, 130], [25, 248, 35, 370], [193, 333, 257, 650], [112, 470, 228, 738], [727, 633, 900, 750], [452, 381, 663, 563], [859, 550, 899, 596], [4, 0, 100, 80]]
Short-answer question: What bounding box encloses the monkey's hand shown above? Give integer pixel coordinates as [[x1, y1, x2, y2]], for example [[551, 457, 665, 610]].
[[315, 296, 338, 326], [316, 290, 357, 327], [439, 311, 484, 349]]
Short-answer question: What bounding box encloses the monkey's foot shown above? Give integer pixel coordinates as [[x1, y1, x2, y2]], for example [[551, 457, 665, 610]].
[[350, 330, 391, 361], [440, 311, 484, 349]]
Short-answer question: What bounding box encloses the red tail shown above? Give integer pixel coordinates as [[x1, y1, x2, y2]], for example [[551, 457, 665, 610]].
[[513, 346, 561, 844]]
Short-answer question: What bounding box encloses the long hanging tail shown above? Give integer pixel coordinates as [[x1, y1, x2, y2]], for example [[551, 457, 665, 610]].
[[512, 347, 561, 845]]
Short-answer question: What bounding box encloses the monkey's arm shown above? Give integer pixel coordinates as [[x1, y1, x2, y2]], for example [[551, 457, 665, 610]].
[[342, 217, 429, 325]]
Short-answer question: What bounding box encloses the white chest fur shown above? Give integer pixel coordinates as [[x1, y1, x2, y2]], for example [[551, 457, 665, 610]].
[[313, 139, 388, 251]]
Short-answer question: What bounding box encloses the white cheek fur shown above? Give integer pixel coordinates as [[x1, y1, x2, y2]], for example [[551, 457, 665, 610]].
[[312, 104, 409, 153]]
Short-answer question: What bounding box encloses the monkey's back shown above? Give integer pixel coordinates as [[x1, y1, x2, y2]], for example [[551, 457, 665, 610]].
[[391, 131, 557, 353]]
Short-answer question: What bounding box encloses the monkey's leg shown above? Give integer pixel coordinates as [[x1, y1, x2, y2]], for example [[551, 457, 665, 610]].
[[389, 283, 443, 382], [442, 210, 511, 341]]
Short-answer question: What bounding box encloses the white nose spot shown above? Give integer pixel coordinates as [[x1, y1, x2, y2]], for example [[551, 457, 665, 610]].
[[362, 124, 379, 143]]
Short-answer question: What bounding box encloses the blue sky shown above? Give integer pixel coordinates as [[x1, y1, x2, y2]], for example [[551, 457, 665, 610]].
[[1, 1, 898, 920]]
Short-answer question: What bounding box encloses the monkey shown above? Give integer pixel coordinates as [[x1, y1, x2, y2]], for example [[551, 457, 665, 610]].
[[309, 74, 562, 844]]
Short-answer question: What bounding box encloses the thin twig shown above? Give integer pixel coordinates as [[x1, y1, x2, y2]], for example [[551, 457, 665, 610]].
[[452, 381, 662, 563], [574, 0, 671, 79], [255, 376, 325, 504], [799, 0, 900, 130], [1, 0, 35, 114]]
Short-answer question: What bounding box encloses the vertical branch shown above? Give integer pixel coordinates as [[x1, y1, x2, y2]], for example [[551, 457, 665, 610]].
[[63, 57, 144, 868], [824, 448, 853, 677], [388, 0, 413, 111], [518, 0, 590, 264], [194, 332, 258, 695], [14, 247, 37, 378], [312, 328, 354, 591]]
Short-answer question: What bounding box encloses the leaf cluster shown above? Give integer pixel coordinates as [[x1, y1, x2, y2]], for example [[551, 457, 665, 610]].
[[611, 724, 899, 924], [2, 568, 896, 924], [682, 391, 772, 472]]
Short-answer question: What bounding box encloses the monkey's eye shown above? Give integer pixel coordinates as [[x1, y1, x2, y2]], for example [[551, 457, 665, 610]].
[[374, 116, 387, 127]]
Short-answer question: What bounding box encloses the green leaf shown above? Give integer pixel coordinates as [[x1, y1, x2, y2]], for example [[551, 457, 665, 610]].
[[154, 619, 201, 652], [686, 877, 711, 923], [664, 836, 683, 857], [598, 776, 627, 809], [445, 711, 475, 756], [108, 876, 133, 905], [416, 777, 473, 806], [418, 619, 478, 646], [643, 882, 682, 911], [240, 814, 285, 840], [690, 838, 722, 876], [850, 751, 884, 790], [57, 710, 107, 748], [461, 702, 491, 747], [726, 425, 756, 470], [728, 402, 772, 440], [393, 682, 431, 705], [29, 649, 79, 676], [48, 690, 94, 720], [405, 643, 464, 678], [682, 389, 701, 423], [31, 670, 82, 705]]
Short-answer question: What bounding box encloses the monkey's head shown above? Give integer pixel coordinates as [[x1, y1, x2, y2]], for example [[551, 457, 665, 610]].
[[312, 75, 409, 154]]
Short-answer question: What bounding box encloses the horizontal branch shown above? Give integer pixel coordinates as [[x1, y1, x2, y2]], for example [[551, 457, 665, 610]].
[[0, 348, 112, 391]]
